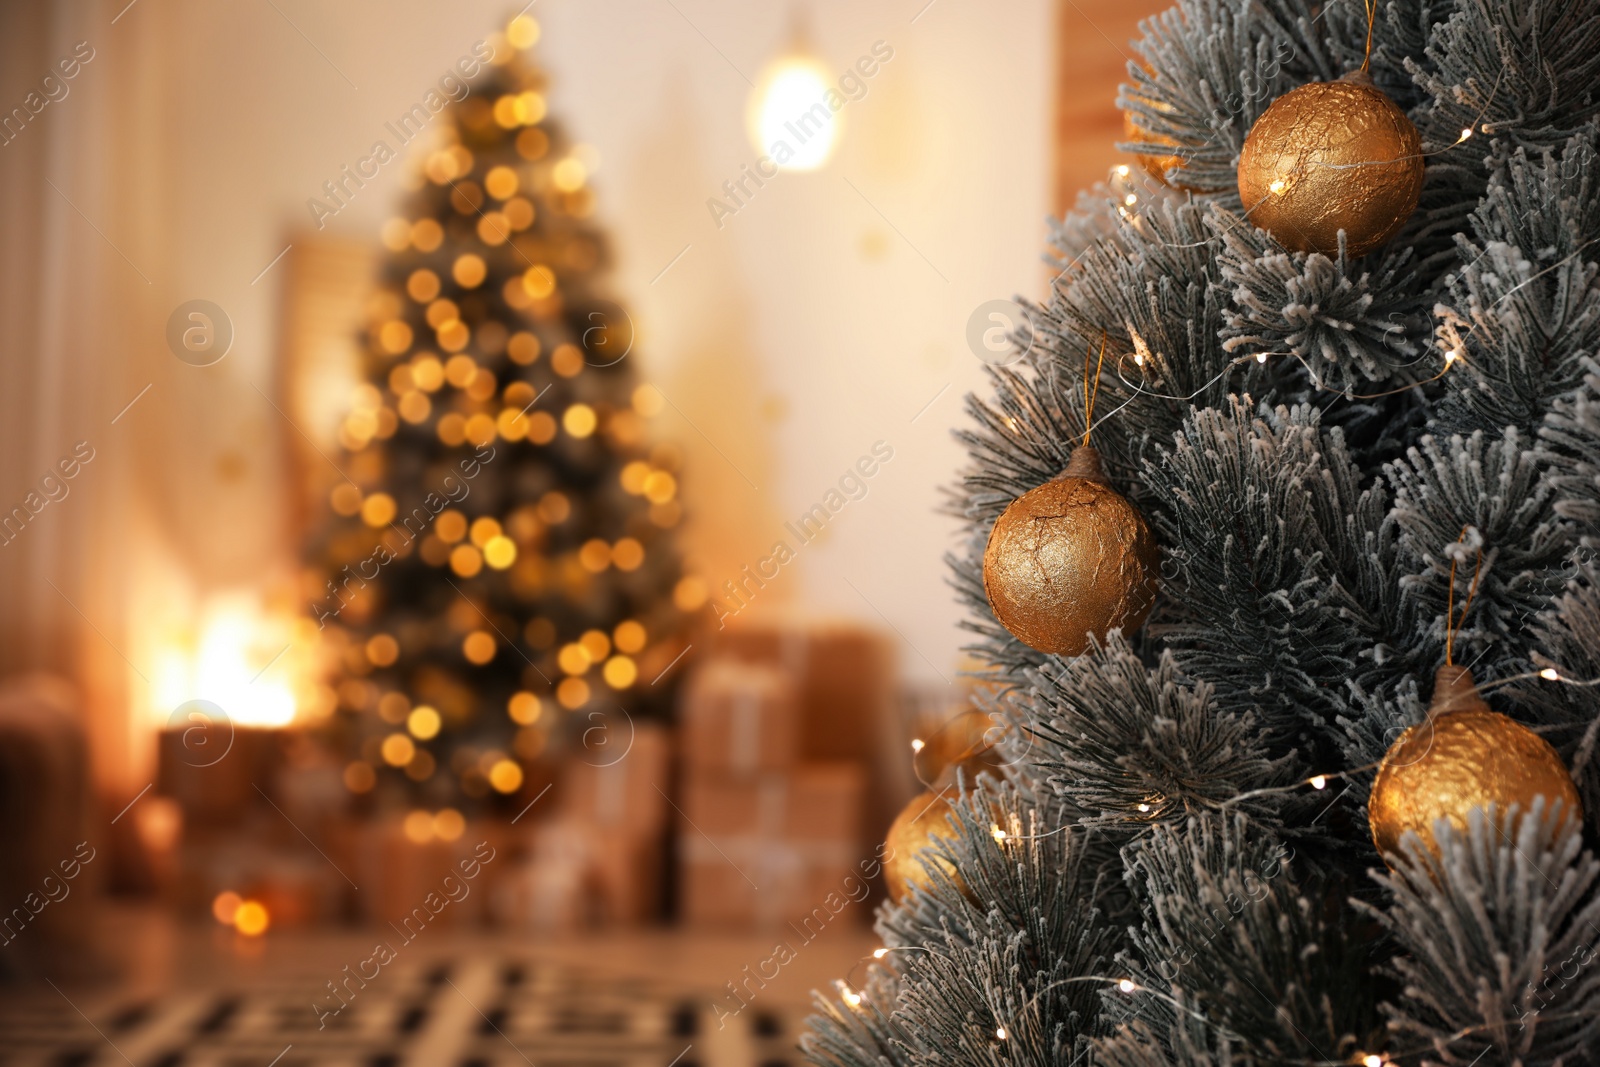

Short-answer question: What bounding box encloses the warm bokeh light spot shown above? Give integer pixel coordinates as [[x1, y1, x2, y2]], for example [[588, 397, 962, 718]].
[[411, 218, 443, 251], [522, 265, 556, 299], [450, 544, 484, 578], [537, 491, 570, 524], [603, 655, 638, 689], [378, 321, 413, 354], [365, 633, 399, 666], [563, 403, 597, 438], [470, 517, 503, 546], [463, 630, 496, 664], [633, 384, 664, 416], [331, 483, 363, 516], [579, 629, 611, 662], [212, 890, 242, 925], [526, 411, 557, 444], [407, 705, 441, 740], [612, 537, 644, 571], [407, 269, 441, 303], [233, 900, 270, 937], [343, 761, 376, 793], [551, 344, 584, 378], [508, 331, 541, 365], [614, 620, 647, 654], [488, 758, 524, 794], [578, 538, 611, 573], [433, 807, 466, 841], [507, 15, 540, 50], [411, 354, 445, 392], [642, 470, 677, 504], [403, 809, 434, 843], [674, 576, 709, 611], [436, 509, 468, 544], [620, 461, 651, 494], [484, 535, 517, 570], [508, 691, 542, 725], [558, 643, 591, 676], [381, 733, 416, 766]]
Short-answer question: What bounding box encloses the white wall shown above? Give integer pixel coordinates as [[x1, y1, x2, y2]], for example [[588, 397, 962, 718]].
[[2, 0, 1056, 764], [199, 0, 1051, 686]]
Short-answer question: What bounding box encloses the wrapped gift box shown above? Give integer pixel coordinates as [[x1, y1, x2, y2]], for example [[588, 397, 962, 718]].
[[679, 836, 863, 929], [492, 818, 665, 930], [677, 762, 866, 929], [156, 726, 281, 827], [710, 622, 894, 765], [706, 622, 899, 868], [680, 659, 800, 775], [681, 763, 864, 842], [560, 721, 670, 832], [333, 817, 506, 929]]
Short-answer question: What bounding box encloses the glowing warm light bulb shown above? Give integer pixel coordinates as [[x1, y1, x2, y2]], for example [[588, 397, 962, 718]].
[[873, 948, 888, 959], [843, 988, 862, 1006], [1134, 353, 1145, 366], [1123, 193, 1138, 206], [748, 54, 840, 171], [1310, 775, 1328, 790], [1137, 803, 1151, 813], [1118, 979, 1136, 993], [1445, 347, 1463, 365], [1542, 667, 1561, 680], [910, 738, 925, 753], [996, 1027, 1007, 1041], [991, 823, 1007, 842], [1114, 164, 1130, 177], [1268, 178, 1287, 195], [1363, 1055, 1385, 1067], [1459, 127, 1473, 142], [233, 900, 269, 936]]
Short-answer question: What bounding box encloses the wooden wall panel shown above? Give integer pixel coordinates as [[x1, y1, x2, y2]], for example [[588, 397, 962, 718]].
[[1053, 0, 1169, 214]]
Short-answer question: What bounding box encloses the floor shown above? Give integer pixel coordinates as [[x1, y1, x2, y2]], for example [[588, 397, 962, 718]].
[[0, 906, 879, 1067]]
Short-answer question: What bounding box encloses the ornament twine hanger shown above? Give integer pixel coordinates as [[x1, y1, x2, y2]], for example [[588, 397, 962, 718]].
[[1082, 330, 1109, 448]]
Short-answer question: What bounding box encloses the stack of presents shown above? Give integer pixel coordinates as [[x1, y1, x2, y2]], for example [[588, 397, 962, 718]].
[[152, 621, 901, 931], [677, 622, 898, 928], [502, 620, 902, 929]]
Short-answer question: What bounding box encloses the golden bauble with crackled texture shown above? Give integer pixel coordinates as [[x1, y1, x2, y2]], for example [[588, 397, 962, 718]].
[[883, 790, 963, 904], [1237, 75, 1423, 257], [916, 710, 1005, 787], [1368, 665, 1581, 861], [982, 446, 1160, 657]]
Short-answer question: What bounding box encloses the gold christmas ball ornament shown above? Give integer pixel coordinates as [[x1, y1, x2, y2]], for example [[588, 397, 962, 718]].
[[916, 710, 1005, 785], [1368, 664, 1582, 861], [982, 446, 1160, 657], [883, 790, 962, 903], [1237, 73, 1423, 257]]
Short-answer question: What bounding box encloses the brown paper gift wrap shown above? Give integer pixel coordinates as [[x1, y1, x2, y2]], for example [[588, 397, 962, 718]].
[[680, 659, 800, 774]]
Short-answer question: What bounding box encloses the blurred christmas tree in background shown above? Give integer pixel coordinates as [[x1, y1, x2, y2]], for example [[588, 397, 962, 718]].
[[302, 14, 705, 816]]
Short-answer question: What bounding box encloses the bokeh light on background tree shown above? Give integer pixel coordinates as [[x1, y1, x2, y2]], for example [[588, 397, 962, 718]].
[[302, 15, 709, 814]]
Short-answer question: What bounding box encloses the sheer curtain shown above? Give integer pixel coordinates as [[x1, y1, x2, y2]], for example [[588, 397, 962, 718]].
[[0, 0, 204, 802]]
